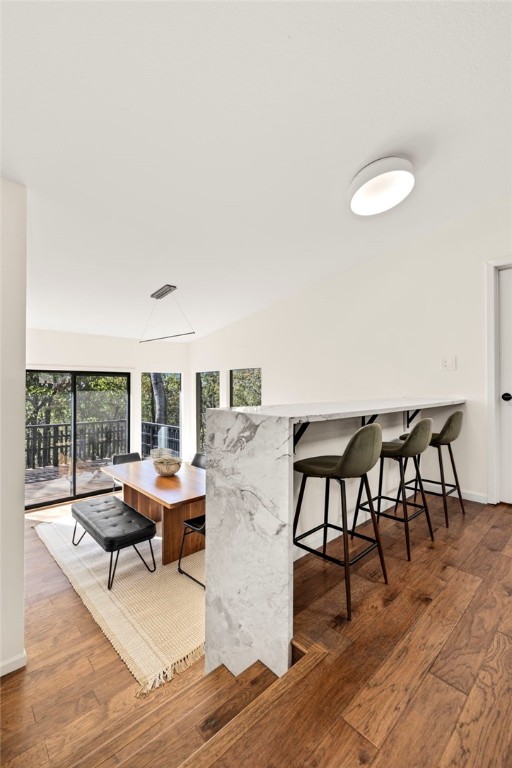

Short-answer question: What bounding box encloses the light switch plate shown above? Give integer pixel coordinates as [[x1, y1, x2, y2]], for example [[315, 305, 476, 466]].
[[440, 356, 457, 371]]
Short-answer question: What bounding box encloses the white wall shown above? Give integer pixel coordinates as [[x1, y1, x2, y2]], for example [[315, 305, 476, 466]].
[[187, 194, 512, 527], [1, 179, 27, 676], [26, 330, 193, 458]]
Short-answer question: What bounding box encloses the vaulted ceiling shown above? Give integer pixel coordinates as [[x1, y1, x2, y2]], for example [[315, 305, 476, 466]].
[[2, 2, 511, 340]]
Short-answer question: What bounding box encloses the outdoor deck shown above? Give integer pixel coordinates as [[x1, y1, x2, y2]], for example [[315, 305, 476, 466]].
[[24, 418, 180, 508], [25, 464, 114, 507]]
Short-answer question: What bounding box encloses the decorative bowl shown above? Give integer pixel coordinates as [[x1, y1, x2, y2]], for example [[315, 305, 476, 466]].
[[153, 457, 182, 476]]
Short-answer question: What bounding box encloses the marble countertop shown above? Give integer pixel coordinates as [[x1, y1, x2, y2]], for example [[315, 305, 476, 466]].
[[213, 397, 466, 424]]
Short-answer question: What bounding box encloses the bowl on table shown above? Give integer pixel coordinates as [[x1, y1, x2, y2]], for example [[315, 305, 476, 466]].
[[152, 456, 182, 476]]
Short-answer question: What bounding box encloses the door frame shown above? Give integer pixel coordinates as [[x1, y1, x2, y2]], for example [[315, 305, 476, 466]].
[[487, 256, 512, 504]]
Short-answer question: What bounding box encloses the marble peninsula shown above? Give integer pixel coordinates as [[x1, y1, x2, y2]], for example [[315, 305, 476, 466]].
[[204, 397, 465, 677]]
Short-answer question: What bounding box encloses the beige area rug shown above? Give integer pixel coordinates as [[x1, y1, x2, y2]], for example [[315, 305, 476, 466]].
[[36, 515, 205, 695]]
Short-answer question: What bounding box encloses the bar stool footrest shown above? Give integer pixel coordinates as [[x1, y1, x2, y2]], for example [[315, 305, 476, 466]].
[[359, 495, 428, 523], [294, 522, 379, 569], [404, 478, 457, 498]]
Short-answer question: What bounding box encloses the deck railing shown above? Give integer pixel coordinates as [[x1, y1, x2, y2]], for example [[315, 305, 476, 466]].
[[25, 419, 181, 469], [25, 419, 128, 469], [141, 421, 180, 457]]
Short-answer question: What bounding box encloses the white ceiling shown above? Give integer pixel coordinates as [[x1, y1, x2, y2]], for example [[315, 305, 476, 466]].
[[2, 2, 511, 341]]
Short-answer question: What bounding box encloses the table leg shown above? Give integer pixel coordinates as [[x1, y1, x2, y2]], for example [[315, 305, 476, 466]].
[[123, 485, 163, 522], [122, 483, 205, 565]]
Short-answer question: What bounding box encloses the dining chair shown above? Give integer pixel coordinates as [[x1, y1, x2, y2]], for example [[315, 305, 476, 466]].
[[191, 452, 206, 469], [178, 452, 206, 587], [112, 452, 141, 465], [110, 452, 142, 491]]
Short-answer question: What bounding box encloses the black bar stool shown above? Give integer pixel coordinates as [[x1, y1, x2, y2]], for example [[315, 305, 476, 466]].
[[354, 418, 434, 561], [293, 423, 387, 620], [400, 410, 465, 528]]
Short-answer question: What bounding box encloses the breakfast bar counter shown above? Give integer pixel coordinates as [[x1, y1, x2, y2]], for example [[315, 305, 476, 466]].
[[204, 397, 465, 678]]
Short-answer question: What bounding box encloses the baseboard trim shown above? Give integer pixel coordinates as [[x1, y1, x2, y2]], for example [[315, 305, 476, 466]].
[[0, 650, 27, 678], [459, 489, 487, 504], [420, 481, 487, 505]]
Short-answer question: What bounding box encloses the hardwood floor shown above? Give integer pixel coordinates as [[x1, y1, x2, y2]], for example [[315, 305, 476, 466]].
[[1, 496, 511, 767], [182, 497, 512, 768]]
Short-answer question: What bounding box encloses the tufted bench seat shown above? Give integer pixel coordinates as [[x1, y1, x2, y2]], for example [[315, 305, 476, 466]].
[[71, 496, 157, 589]]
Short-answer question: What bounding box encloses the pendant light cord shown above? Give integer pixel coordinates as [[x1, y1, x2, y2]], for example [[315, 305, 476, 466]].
[[139, 290, 195, 343], [139, 300, 158, 343]]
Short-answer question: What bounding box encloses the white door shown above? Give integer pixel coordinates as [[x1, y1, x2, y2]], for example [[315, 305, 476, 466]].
[[499, 267, 512, 503]]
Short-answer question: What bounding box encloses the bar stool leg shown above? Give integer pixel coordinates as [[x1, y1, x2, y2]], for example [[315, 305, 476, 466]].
[[395, 455, 419, 508], [322, 478, 330, 555], [339, 480, 352, 620], [393, 457, 406, 516], [350, 476, 364, 539], [363, 474, 388, 584], [448, 444, 466, 515], [293, 474, 308, 539], [413, 455, 434, 541], [437, 446, 450, 528], [414, 453, 420, 504], [398, 458, 411, 561], [377, 457, 384, 518]]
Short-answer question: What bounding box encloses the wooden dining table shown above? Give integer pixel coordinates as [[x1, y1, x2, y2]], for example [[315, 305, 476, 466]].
[[102, 460, 205, 565]]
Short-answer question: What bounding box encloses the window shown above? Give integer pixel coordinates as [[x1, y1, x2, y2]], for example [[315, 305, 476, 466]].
[[196, 371, 220, 452], [230, 368, 262, 407], [141, 373, 181, 457]]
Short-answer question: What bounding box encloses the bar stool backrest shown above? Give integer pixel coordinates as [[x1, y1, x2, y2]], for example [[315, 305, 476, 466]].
[[400, 418, 433, 457], [436, 410, 463, 445], [336, 423, 382, 478]]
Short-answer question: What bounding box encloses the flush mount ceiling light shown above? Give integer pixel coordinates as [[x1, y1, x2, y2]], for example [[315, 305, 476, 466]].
[[348, 157, 415, 216], [139, 285, 195, 343]]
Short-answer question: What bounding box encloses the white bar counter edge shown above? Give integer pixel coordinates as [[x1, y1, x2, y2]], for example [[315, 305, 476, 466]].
[[217, 397, 466, 422]]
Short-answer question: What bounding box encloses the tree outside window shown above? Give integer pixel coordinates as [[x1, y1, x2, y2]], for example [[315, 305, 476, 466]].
[[196, 371, 220, 452], [141, 372, 181, 456], [230, 368, 262, 407]]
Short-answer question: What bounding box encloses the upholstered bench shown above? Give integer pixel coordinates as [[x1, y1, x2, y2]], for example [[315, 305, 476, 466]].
[[71, 497, 157, 589]]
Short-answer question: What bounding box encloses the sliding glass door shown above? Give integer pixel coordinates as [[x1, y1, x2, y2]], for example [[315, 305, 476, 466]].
[[25, 371, 130, 509], [74, 374, 130, 497], [25, 372, 73, 507]]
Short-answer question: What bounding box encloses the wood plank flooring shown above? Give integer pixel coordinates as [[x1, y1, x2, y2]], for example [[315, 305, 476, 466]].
[[1, 496, 511, 767], [180, 497, 512, 768]]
